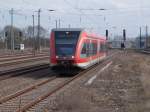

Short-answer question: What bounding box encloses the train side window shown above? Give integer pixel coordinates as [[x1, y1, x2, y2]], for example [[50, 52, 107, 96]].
[[99, 42, 101, 53], [93, 43, 97, 55], [86, 43, 90, 57], [89, 43, 93, 56], [90, 43, 97, 56], [101, 43, 106, 52], [80, 43, 87, 58], [82, 42, 97, 57]]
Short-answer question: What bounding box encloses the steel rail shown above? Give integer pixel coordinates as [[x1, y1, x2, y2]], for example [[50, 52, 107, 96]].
[[0, 54, 48, 63], [0, 56, 49, 67], [0, 76, 56, 104], [0, 63, 49, 81], [16, 58, 114, 112], [0, 52, 48, 58]]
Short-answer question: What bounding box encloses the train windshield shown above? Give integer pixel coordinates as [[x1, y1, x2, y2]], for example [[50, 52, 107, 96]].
[[55, 31, 80, 57]]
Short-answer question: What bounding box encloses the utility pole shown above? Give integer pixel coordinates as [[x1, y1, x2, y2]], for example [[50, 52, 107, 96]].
[[68, 24, 71, 28], [80, 15, 82, 27], [140, 27, 142, 48], [32, 14, 35, 55], [55, 20, 58, 29], [37, 9, 41, 51], [10, 8, 14, 51], [32, 15, 35, 41], [5, 32, 8, 50], [58, 19, 61, 28], [145, 25, 148, 48]]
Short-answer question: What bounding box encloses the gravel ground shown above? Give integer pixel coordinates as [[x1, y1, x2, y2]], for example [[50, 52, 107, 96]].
[[30, 50, 150, 112], [0, 50, 149, 112], [0, 68, 52, 98], [0, 77, 68, 112]]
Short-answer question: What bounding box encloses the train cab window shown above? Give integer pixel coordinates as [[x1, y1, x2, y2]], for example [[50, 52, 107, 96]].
[[55, 31, 80, 57], [80, 43, 87, 58]]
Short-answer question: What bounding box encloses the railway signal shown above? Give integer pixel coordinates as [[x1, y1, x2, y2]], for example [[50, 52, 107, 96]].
[[19, 32, 22, 37], [123, 29, 126, 41], [5, 32, 8, 37], [106, 29, 108, 40]]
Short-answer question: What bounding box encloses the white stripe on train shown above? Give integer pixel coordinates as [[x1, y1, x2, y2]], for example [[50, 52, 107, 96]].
[[50, 54, 106, 69], [74, 54, 106, 69]]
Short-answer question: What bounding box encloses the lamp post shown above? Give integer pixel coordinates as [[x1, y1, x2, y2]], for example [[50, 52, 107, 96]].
[[48, 9, 55, 29], [98, 8, 109, 51], [98, 8, 108, 37], [99, 8, 106, 11]]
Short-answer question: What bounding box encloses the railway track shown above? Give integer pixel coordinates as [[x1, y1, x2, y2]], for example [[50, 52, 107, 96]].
[[0, 52, 49, 59], [0, 51, 117, 112], [20, 60, 112, 112], [0, 76, 57, 104], [140, 50, 150, 54], [0, 56, 49, 67], [135, 49, 150, 54], [0, 63, 50, 81], [0, 53, 116, 112], [0, 54, 48, 63], [0, 52, 30, 58]]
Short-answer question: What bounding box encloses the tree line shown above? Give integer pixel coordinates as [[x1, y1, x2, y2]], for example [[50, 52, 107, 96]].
[[0, 25, 50, 50]]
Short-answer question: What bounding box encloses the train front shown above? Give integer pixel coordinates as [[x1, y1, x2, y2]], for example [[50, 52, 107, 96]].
[[50, 28, 81, 70]]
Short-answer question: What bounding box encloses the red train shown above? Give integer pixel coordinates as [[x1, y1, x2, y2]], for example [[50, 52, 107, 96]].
[[50, 28, 106, 69]]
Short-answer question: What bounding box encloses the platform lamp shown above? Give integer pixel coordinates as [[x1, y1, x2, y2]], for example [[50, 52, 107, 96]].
[[48, 10, 55, 19], [48, 9, 55, 29], [98, 8, 108, 50]]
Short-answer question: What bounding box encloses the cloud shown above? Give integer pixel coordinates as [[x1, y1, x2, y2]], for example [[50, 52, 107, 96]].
[[110, 0, 141, 9], [0, 0, 150, 37]]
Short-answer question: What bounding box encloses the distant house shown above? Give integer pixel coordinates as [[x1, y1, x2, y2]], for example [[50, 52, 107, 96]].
[[3, 26, 23, 49]]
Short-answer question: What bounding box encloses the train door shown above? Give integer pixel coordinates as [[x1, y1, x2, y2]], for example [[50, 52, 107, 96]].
[[89, 39, 92, 65]]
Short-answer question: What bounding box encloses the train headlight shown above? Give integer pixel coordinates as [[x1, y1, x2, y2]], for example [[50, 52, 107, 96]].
[[72, 56, 75, 59], [56, 56, 59, 59]]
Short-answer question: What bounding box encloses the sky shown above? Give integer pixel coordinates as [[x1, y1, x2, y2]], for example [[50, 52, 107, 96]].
[[0, 0, 150, 38]]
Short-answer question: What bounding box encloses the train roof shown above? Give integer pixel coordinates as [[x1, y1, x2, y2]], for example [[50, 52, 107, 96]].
[[52, 28, 84, 32], [51, 28, 106, 40]]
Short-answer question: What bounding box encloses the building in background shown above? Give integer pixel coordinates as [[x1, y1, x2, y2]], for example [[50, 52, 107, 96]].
[[108, 35, 135, 49], [135, 36, 150, 49]]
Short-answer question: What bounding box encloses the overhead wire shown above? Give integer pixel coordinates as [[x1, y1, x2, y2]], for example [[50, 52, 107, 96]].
[[63, 0, 104, 32]]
